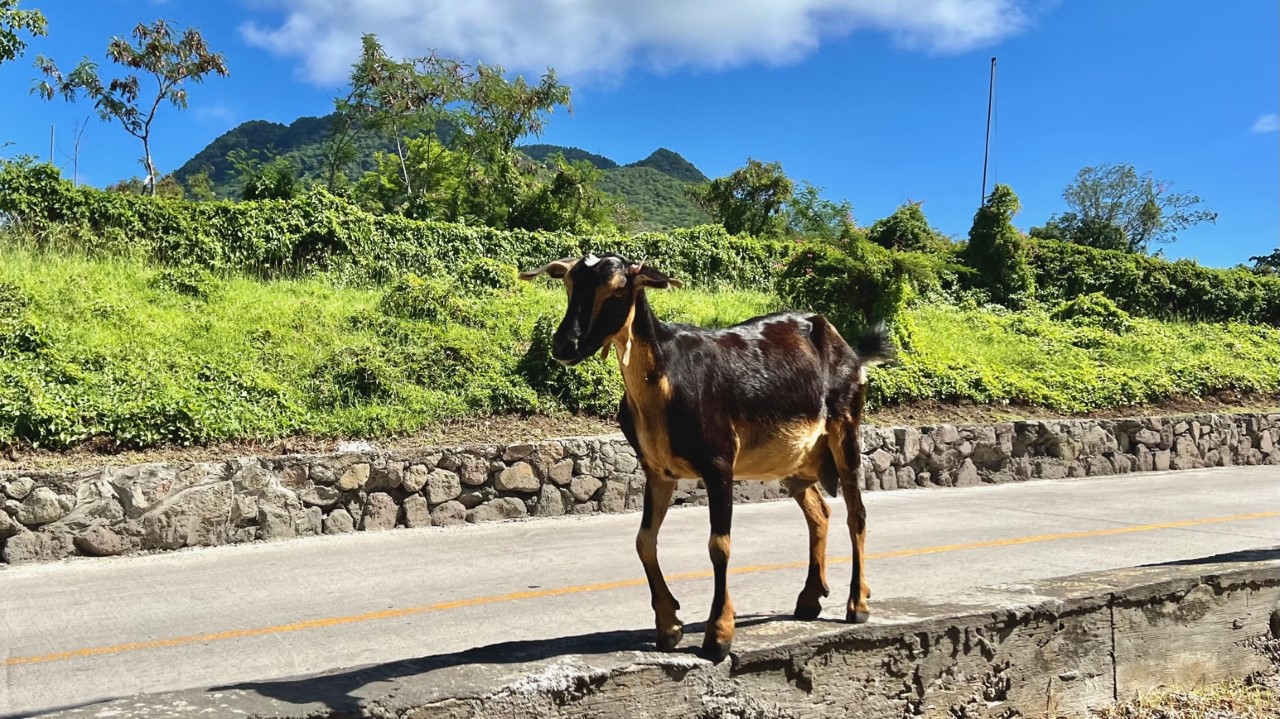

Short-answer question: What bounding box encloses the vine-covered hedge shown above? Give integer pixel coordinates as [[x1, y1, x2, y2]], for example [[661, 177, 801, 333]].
[[0, 161, 789, 289], [1028, 240, 1280, 326]]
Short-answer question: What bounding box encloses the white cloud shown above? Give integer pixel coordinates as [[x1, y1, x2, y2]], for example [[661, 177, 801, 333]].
[[1252, 113, 1279, 133], [241, 0, 1036, 85]]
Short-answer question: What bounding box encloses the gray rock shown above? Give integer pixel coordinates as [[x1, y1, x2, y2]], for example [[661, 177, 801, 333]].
[[869, 449, 895, 473], [569, 475, 603, 502], [338, 464, 371, 491], [0, 510, 16, 537], [459, 456, 490, 486], [1259, 430, 1275, 455], [896, 466, 917, 489], [495, 462, 539, 492], [4, 477, 35, 500], [3, 529, 75, 564], [402, 495, 431, 528], [571, 503, 596, 516], [547, 459, 575, 486], [1153, 449, 1171, 472], [1036, 460, 1069, 480], [934, 425, 961, 444], [366, 462, 404, 492], [297, 506, 323, 536], [258, 503, 297, 541], [532, 485, 567, 517], [18, 487, 69, 526], [299, 483, 341, 508], [426, 470, 463, 504], [323, 508, 355, 534], [280, 463, 308, 490], [536, 441, 566, 464], [600, 481, 627, 513], [430, 501, 467, 526], [402, 464, 431, 493], [614, 452, 639, 475], [575, 455, 610, 479], [502, 443, 535, 462], [1171, 436, 1200, 470], [361, 493, 399, 531], [466, 497, 527, 523], [955, 459, 980, 486], [896, 428, 921, 464], [1085, 455, 1113, 476], [51, 497, 124, 530], [75, 525, 130, 557]]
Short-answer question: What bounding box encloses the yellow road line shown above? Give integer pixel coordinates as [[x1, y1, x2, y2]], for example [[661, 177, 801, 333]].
[[6, 510, 1276, 667]]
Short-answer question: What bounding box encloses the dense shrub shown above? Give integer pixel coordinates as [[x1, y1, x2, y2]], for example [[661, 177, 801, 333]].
[[1049, 293, 1134, 334], [866, 202, 948, 253], [1029, 240, 1280, 326], [0, 160, 791, 289], [961, 184, 1035, 309], [517, 315, 624, 417]]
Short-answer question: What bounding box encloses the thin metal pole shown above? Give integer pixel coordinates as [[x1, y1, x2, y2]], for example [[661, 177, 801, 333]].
[[49, 124, 55, 164], [981, 57, 996, 204]]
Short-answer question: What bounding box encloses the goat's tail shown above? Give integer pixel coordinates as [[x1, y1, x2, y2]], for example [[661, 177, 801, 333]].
[[856, 322, 896, 369]]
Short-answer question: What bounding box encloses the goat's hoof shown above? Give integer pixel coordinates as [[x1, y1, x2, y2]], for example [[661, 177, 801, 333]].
[[793, 602, 823, 621], [656, 624, 684, 651], [845, 609, 870, 624], [700, 637, 733, 663]]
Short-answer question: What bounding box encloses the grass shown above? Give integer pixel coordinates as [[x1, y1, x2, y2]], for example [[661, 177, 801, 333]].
[[3, 241, 1279, 451], [1090, 676, 1279, 718]]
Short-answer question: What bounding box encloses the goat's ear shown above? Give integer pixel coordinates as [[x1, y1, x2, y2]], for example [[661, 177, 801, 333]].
[[627, 263, 683, 289], [519, 258, 577, 281]]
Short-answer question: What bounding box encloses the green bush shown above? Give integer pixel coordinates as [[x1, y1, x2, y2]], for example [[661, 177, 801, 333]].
[[518, 315, 625, 417], [379, 273, 462, 322], [0, 160, 791, 289], [458, 257, 519, 294], [152, 265, 220, 300], [1029, 239, 1280, 326], [1049, 293, 1134, 334], [866, 202, 949, 253], [961, 184, 1035, 308]]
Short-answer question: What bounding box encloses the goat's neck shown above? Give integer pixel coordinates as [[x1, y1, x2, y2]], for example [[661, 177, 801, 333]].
[[611, 291, 671, 393]]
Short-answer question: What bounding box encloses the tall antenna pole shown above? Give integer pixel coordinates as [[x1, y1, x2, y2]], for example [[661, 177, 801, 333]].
[[49, 124, 55, 164], [981, 56, 996, 204]]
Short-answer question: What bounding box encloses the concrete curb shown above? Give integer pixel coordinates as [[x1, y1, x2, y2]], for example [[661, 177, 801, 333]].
[[30, 547, 1280, 719], [3, 411, 1279, 565]]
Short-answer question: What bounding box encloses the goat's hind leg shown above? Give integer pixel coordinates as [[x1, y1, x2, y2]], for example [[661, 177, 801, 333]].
[[786, 477, 830, 620], [636, 474, 683, 650], [828, 418, 871, 624]]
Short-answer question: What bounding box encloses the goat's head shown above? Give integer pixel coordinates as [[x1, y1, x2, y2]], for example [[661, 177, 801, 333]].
[[520, 253, 681, 366]]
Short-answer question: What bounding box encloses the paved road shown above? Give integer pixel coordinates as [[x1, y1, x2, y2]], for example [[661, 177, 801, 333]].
[[1, 467, 1277, 718]]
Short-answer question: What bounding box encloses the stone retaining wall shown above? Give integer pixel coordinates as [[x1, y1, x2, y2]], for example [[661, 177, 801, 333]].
[[2, 412, 1278, 564]]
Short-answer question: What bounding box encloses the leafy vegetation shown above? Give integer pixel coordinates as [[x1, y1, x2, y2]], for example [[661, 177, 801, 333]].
[[962, 184, 1035, 309], [520, 144, 617, 170], [625, 148, 708, 183], [596, 166, 710, 230], [0, 0, 45, 66]]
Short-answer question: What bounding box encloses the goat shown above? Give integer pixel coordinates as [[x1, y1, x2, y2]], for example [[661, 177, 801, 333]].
[[520, 252, 894, 661]]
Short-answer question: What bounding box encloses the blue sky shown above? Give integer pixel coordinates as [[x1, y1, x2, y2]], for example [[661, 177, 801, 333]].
[[1, 0, 1276, 267]]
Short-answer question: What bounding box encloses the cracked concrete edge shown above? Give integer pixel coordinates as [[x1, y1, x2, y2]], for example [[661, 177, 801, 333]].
[[30, 547, 1280, 719]]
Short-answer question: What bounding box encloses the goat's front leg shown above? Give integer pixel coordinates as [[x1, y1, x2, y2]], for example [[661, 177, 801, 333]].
[[636, 473, 683, 650], [702, 463, 735, 662]]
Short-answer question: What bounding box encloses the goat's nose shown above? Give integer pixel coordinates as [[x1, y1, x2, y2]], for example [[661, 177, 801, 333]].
[[551, 332, 577, 361]]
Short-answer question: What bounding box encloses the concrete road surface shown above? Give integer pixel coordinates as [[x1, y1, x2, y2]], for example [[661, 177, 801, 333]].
[[2, 466, 1278, 718]]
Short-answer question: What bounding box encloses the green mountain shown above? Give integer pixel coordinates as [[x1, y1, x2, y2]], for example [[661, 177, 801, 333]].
[[175, 118, 711, 229], [625, 148, 708, 183], [519, 144, 618, 170]]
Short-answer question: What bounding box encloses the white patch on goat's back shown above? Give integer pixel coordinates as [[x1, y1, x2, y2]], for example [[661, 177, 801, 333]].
[[857, 365, 868, 385]]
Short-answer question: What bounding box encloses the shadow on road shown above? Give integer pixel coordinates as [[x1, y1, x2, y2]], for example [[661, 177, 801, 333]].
[[1138, 545, 1280, 567], [210, 613, 809, 715]]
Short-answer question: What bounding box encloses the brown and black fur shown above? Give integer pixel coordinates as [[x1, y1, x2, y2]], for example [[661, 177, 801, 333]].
[[521, 252, 894, 662]]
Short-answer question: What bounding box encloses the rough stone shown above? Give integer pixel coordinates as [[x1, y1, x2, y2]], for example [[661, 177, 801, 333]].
[[1171, 436, 1200, 470], [569, 475, 603, 502], [323, 508, 355, 534], [896, 466, 917, 489], [74, 525, 130, 557], [430, 501, 467, 526], [361, 493, 399, 531], [1132, 428, 1162, 447], [17, 487, 69, 526], [1259, 430, 1275, 455], [299, 484, 341, 508], [501, 443, 535, 462], [402, 495, 431, 528], [138, 482, 234, 551], [365, 462, 403, 492], [467, 497, 527, 523], [494, 463, 539, 493], [4, 477, 35, 500], [547, 459, 576, 486], [337, 464, 371, 491], [402, 464, 430, 493], [600, 481, 627, 513], [425, 470, 463, 504], [1153, 449, 1171, 472], [532, 485, 567, 517], [2, 529, 75, 564], [0, 511, 16, 537], [459, 456, 490, 486], [457, 487, 494, 509], [297, 506, 323, 536], [258, 503, 297, 541], [869, 449, 895, 473], [954, 459, 980, 486]]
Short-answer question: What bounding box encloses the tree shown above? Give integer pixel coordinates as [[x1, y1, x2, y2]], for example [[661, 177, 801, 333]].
[[1252, 248, 1280, 275], [962, 184, 1034, 308], [0, 0, 46, 65], [866, 201, 947, 253], [687, 158, 794, 237], [241, 156, 299, 201], [184, 169, 216, 201], [785, 181, 853, 241], [107, 173, 184, 198], [352, 136, 464, 218], [508, 153, 615, 232], [1034, 163, 1217, 253], [34, 20, 228, 196]]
